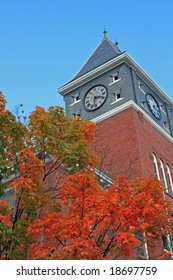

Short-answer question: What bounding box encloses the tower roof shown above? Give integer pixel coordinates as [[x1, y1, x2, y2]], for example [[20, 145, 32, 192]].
[[71, 35, 122, 81]]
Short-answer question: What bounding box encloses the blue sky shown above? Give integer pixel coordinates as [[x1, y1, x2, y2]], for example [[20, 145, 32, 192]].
[[1, 0, 173, 117]]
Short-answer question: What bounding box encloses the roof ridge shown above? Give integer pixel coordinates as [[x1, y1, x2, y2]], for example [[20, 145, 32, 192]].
[[104, 37, 121, 53], [70, 39, 104, 81], [70, 37, 122, 82]]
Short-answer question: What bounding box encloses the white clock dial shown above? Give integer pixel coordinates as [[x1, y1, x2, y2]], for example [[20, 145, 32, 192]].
[[146, 94, 161, 119], [84, 85, 107, 111]]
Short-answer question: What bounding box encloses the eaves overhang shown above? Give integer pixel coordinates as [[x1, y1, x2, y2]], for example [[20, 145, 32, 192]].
[[91, 100, 173, 145], [58, 52, 173, 108], [58, 52, 126, 96]]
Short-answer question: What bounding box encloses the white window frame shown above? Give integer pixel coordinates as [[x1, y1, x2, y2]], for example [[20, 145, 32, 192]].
[[166, 164, 173, 195], [160, 104, 167, 114], [152, 153, 160, 180], [135, 230, 149, 259], [108, 72, 121, 85], [160, 159, 168, 193], [162, 234, 172, 252], [70, 95, 80, 106], [111, 91, 124, 105], [163, 122, 170, 132], [141, 101, 150, 113], [141, 101, 146, 108], [138, 82, 146, 95]]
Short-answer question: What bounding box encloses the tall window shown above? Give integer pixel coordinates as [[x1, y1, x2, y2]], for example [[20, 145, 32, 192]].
[[166, 164, 173, 195], [135, 230, 149, 259], [162, 234, 171, 251], [160, 159, 168, 193], [152, 153, 160, 179]]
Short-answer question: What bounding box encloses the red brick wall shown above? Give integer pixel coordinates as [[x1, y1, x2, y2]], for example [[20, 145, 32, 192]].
[[93, 107, 173, 259], [93, 107, 173, 186]]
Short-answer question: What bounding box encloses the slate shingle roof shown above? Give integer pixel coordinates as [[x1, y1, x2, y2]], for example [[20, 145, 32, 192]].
[[71, 37, 122, 81]]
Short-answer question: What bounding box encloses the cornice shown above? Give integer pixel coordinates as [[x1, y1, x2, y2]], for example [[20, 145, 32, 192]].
[[91, 101, 173, 144], [58, 53, 126, 95], [123, 54, 173, 107], [58, 53, 173, 108]]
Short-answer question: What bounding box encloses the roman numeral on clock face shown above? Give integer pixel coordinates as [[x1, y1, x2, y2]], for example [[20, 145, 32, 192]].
[[84, 85, 107, 111]]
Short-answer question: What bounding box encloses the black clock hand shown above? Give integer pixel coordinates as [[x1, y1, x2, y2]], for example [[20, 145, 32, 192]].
[[93, 95, 101, 105]]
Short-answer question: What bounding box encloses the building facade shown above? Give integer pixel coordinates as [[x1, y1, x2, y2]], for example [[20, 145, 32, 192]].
[[58, 31, 173, 258]]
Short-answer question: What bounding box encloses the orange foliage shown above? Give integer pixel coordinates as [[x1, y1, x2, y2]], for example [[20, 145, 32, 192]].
[[11, 148, 44, 190], [1, 93, 172, 260], [0, 200, 12, 227], [28, 174, 172, 260]]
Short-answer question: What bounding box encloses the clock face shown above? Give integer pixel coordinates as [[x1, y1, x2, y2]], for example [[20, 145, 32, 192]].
[[84, 85, 107, 111], [146, 94, 161, 119]]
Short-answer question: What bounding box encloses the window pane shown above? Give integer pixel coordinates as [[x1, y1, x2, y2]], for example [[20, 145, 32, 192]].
[[160, 159, 168, 193], [152, 153, 160, 179]]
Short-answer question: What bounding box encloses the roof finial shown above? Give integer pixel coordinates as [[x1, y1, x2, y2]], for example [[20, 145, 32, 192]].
[[103, 28, 107, 40], [115, 38, 119, 49]]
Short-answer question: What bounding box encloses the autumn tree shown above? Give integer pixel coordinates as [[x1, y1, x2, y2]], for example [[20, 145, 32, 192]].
[[0, 92, 97, 259], [0, 92, 26, 182], [0, 92, 172, 260], [0, 92, 27, 258], [27, 172, 172, 260]]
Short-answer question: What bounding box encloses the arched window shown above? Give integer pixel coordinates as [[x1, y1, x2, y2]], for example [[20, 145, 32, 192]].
[[160, 159, 168, 193], [152, 153, 160, 179], [166, 164, 173, 195], [162, 234, 171, 251]]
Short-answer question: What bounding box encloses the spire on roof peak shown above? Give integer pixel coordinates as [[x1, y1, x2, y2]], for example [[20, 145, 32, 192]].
[[103, 28, 107, 40], [115, 39, 120, 49], [70, 30, 122, 81]]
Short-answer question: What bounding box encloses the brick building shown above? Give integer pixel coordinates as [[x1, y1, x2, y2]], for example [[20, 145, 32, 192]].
[[58, 31, 173, 258]]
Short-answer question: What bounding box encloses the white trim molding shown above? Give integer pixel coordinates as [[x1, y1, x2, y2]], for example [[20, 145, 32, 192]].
[[91, 101, 173, 144], [58, 52, 173, 109]]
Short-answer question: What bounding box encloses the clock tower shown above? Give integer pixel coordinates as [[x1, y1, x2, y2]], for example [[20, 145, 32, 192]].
[[58, 31, 173, 196]]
